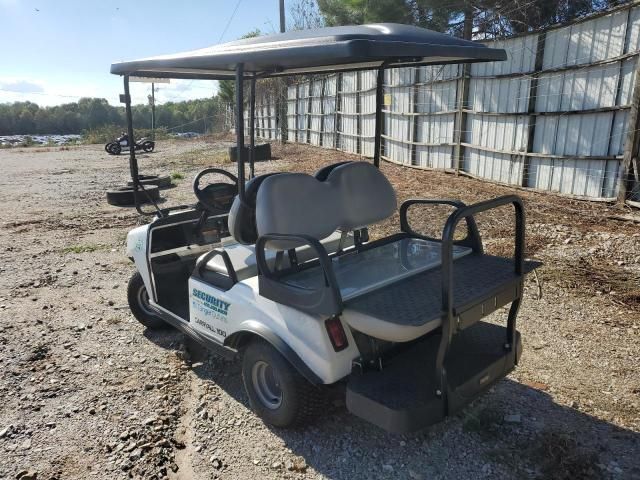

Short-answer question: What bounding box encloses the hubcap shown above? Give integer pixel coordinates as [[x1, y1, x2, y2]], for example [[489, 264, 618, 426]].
[[251, 360, 282, 409], [137, 285, 155, 316]]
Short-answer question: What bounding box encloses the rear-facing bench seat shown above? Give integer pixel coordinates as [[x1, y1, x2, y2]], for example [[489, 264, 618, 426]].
[[280, 236, 472, 341]]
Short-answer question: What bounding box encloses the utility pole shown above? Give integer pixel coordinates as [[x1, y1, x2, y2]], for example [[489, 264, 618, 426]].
[[279, 0, 285, 32], [151, 83, 155, 140], [278, 0, 287, 143]]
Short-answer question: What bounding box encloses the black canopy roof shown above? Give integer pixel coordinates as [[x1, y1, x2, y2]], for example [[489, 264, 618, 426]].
[[110, 23, 506, 80]]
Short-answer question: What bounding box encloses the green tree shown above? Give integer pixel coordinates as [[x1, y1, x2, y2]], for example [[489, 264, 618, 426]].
[[217, 29, 262, 107]]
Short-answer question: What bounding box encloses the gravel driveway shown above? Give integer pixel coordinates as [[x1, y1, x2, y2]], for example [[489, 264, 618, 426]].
[[0, 140, 638, 480]]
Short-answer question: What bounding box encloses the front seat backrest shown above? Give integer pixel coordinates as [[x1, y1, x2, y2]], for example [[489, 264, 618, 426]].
[[256, 162, 396, 250], [314, 161, 352, 181], [228, 173, 281, 245], [327, 161, 396, 230]]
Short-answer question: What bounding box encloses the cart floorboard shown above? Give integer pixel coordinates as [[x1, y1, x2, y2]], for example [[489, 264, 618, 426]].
[[346, 321, 522, 433]]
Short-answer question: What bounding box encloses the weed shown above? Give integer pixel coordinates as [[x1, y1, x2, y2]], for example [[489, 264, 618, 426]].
[[178, 147, 230, 166], [171, 172, 185, 180], [21, 136, 35, 147], [545, 257, 640, 313], [61, 244, 107, 254], [461, 405, 502, 438], [533, 431, 602, 480]]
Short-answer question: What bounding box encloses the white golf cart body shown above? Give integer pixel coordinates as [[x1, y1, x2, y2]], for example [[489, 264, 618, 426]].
[[127, 222, 359, 383], [112, 24, 540, 433]]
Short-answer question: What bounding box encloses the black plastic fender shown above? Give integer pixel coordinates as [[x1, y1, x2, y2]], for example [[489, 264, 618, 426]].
[[224, 320, 323, 385]]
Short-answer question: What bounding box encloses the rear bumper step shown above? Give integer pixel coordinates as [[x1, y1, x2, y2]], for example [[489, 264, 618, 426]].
[[346, 321, 521, 433]]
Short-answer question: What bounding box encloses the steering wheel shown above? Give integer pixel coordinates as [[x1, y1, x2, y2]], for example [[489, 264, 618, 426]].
[[193, 168, 239, 212]]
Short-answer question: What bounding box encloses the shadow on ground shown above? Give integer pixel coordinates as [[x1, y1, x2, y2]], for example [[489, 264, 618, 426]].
[[143, 329, 640, 479]]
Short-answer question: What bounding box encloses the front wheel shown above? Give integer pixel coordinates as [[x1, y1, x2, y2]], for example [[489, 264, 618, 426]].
[[142, 141, 154, 153], [127, 272, 167, 329], [242, 339, 323, 427]]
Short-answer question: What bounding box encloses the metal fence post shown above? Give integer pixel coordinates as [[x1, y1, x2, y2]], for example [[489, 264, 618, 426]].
[[453, 64, 470, 173], [522, 31, 547, 187], [356, 71, 362, 155], [336, 72, 343, 150], [618, 55, 640, 203], [410, 67, 420, 166], [319, 76, 326, 147], [306, 79, 313, 144]]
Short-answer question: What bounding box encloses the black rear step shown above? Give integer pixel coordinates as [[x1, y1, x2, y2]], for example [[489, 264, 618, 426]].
[[346, 321, 522, 433]]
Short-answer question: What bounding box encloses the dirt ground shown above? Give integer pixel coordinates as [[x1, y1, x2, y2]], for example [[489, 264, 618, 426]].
[[0, 138, 638, 480]]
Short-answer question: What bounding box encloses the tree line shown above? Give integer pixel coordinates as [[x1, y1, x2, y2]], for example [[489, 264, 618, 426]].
[[303, 0, 629, 38], [0, 96, 229, 136]]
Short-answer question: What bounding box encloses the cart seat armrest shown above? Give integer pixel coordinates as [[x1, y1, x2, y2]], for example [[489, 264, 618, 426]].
[[441, 195, 525, 318], [194, 248, 238, 285], [256, 233, 343, 316]]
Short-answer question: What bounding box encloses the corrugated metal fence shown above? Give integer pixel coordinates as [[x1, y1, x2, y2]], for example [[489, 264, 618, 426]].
[[249, 2, 640, 202]]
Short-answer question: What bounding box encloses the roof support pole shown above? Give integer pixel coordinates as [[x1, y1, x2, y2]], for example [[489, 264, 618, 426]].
[[236, 64, 246, 199], [249, 75, 256, 179], [373, 66, 384, 168], [124, 75, 138, 189], [123, 75, 162, 216]]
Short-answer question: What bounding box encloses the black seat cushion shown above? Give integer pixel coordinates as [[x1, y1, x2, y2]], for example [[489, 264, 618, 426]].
[[228, 173, 282, 245]]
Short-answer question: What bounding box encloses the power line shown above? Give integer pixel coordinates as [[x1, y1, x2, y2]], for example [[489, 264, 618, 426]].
[[219, 0, 243, 43]]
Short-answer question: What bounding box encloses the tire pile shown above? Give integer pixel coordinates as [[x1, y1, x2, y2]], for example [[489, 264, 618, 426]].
[[106, 175, 172, 207]]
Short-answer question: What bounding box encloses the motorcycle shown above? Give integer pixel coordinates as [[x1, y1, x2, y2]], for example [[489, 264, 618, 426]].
[[105, 133, 155, 155]]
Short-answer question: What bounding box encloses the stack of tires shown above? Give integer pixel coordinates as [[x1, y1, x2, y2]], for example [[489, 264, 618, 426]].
[[106, 174, 172, 207]]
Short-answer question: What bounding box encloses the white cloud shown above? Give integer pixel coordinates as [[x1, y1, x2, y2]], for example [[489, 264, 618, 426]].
[[0, 77, 101, 106], [0, 77, 218, 107], [0, 79, 44, 93]]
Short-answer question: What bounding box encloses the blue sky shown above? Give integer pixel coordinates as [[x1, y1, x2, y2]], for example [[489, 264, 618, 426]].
[[0, 0, 285, 106]]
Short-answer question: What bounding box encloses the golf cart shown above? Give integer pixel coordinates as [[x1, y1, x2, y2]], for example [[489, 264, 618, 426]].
[[110, 24, 540, 433]]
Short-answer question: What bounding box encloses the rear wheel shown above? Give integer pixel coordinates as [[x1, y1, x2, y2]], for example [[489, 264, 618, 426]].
[[110, 143, 122, 155], [127, 272, 167, 329], [242, 339, 323, 427], [142, 141, 154, 152]]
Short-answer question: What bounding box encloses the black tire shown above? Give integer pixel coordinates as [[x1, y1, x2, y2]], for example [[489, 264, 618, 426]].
[[242, 339, 323, 427], [104, 143, 113, 153], [106, 185, 160, 207], [142, 141, 155, 153], [127, 272, 167, 329], [127, 174, 172, 189], [110, 143, 122, 155]]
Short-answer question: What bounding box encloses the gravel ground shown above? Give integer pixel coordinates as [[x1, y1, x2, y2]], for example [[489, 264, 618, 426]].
[[0, 139, 638, 480]]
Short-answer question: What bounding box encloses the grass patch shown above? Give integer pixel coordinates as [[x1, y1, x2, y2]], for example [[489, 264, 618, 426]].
[[461, 405, 503, 438], [61, 244, 108, 254], [545, 257, 640, 313], [171, 172, 185, 180], [533, 431, 602, 480], [177, 147, 231, 166]]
